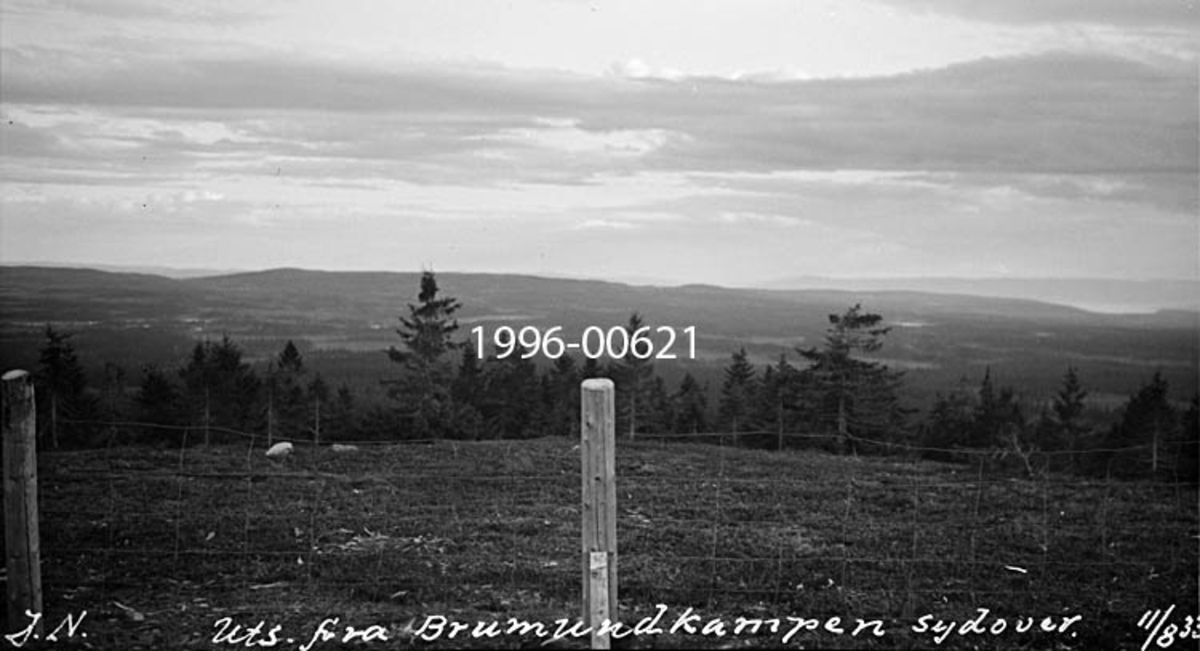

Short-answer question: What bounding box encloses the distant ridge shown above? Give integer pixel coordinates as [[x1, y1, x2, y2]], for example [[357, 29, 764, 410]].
[[753, 276, 1200, 314], [3, 264, 1197, 316], [1, 261, 244, 279]]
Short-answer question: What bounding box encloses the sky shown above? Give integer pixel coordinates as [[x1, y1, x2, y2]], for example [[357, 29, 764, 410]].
[[1, 0, 1197, 286]]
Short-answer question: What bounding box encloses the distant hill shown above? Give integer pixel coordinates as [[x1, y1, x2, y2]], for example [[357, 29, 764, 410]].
[[1, 265, 1196, 409], [2, 261, 244, 279], [755, 276, 1200, 314]]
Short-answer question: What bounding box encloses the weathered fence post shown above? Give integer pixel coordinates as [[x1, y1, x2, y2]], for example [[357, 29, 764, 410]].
[[581, 378, 617, 648], [3, 369, 43, 637]]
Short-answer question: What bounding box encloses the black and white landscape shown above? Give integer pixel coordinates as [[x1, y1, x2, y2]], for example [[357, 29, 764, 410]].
[[0, 1, 1196, 649]]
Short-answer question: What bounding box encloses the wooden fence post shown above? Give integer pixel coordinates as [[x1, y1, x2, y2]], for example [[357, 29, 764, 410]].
[[581, 378, 617, 647], [3, 369, 43, 637]]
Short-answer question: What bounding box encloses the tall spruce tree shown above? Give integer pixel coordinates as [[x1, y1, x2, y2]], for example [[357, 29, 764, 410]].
[[308, 373, 329, 445], [758, 354, 800, 450], [798, 304, 906, 454], [971, 368, 1025, 449], [544, 354, 581, 438], [451, 341, 486, 439], [580, 356, 608, 382], [386, 271, 462, 438], [673, 372, 709, 434], [1104, 371, 1176, 477], [97, 362, 129, 444], [645, 375, 673, 435], [480, 348, 543, 439], [922, 385, 975, 460], [327, 384, 358, 442], [179, 336, 259, 445], [615, 312, 655, 440], [1052, 366, 1089, 471], [718, 348, 758, 441], [138, 364, 182, 430], [37, 326, 90, 448]]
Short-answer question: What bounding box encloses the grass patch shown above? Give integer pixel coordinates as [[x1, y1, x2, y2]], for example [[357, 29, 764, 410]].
[[19, 437, 1197, 649]]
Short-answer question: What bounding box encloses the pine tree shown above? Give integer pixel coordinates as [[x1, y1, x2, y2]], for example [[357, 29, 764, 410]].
[[798, 304, 906, 454], [386, 271, 462, 438]]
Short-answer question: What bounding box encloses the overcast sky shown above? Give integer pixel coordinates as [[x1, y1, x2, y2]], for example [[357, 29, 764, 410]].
[[1, 0, 1196, 285]]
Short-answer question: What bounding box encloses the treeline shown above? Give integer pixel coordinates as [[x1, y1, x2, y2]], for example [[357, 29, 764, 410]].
[[15, 271, 1197, 482], [923, 366, 1199, 480]]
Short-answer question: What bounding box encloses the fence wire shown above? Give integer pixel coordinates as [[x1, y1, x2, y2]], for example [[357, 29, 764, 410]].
[[15, 419, 1200, 649]]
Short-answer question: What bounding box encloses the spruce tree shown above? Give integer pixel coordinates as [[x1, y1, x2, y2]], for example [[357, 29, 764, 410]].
[[645, 375, 673, 435], [758, 354, 800, 450], [580, 356, 607, 381], [451, 342, 486, 439], [327, 384, 358, 441], [1105, 371, 1176, 477], [308, 373, 329, 445], [673, 372, 709, 434], [615, 312, 654, 440], [922, 386, 975, 460], [138, 364, 182, 431], [386, 271, 462, 438], [544, 354, 581, 438], [272, 340, 306, 438], [480, 349, 542, 439], [798, 304, 906, 454], [971, 368, 1024, 449], [37, 326, 90, 448], [718, 348, 758, 442], [1052, 366, 1089, 471], [179, 336, 259, 445]]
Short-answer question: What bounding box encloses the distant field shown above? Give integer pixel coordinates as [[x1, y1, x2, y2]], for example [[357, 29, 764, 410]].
[[23, 436, 1198, 649]]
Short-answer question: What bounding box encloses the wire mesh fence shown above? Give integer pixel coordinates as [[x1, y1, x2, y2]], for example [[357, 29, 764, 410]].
[[12, 419, 1200, 649]]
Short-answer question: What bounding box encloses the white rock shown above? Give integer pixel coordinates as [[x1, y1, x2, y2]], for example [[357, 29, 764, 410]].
[[265, 441, 294, 458], [331, 444, 359, 453]]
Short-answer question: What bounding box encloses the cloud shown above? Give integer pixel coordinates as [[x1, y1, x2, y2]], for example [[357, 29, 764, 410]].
[[4, 49, 1193, 183], [576, 218, 640, 230], [4, 0, 268, 25], [1, 42, 1196, 281], [871, 0, 1200, 28]]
